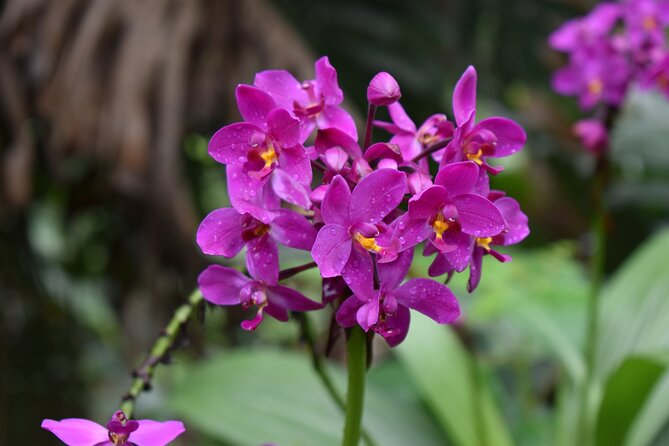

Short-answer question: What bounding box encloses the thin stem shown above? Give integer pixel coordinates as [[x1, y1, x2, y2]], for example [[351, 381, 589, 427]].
[[577, 106, 615, 445], [312, 159, 327, 173], [409, 138, 452, 163], [296, 312, 345, 409], [279, 261, 317, 281], [120, 288, 203, 418], [342, 327, 367, 446], [362, 104, 377, 150]]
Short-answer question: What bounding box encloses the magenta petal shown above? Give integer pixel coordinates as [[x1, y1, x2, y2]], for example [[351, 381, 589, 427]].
[[272, 168, 311, 209], [208, 123, 259, 165], [241, 311, 265, 331], [428, 253, 453, 277], [317, 105, 358, 141], [321, 175, 351, 226], [311, 224, 352, 277], [270, 209, 316, 250], [227, 164, 276, 224], [382, 305, 410, 347], [265, 301, 289, 322], [434, 161, 479, 196], [279, 145, 312, 187], [364, 142, 403, 163], [453, 66, 477, 127], [41, 418, 108, 446], [246, 234, 279, 285], [467, 246, 484, 293], [198, 265, 248, 306], [378, 248, 413, 289], [547, 20, 581, 51], [254, 70, 306, 111], [395, 278, 460, 324], [552, 67, 579, 95], [267, 108, 300, 147], [350, 169, 406, 224], [315, 127, 362, 159], [130, 420, 186, 446], [394, 213, 432, 251], [356, 293, 380, 331], [324, 147, 349, 172], [493, 197, 530, 246], [392, 133, 422, 161], [388, 102, 417, 133], [267, 285, 322, 311], [315, 56, 344, 105], [341, 246, 375, 299], [196, 208, 244, 257], [408, 186, 449, 220], [441, 230, 474, 272], [474, 117, 526, 157], [235, 85, 276, 128], [336, 296, 364, 328], [451, 194, 505, 237]]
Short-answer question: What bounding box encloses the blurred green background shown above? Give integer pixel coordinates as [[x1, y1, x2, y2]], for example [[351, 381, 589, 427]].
[[1, 0, 669, 445]]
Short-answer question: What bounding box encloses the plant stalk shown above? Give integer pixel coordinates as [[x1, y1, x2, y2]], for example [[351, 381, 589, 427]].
[[342, 326, 367, 446], [120, 288, 203, 418]]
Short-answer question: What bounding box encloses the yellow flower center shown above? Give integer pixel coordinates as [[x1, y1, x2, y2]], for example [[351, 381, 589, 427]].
[[432, 214, 450, 239], [109, 432, 129, 445], [466, 148, 484, 165], [260, 145, 277, 168], [418, 132, 439, 146], [476, 237, 493, 251], [354, 233, 381, 252], [587, 79, 604, 96], [643, 16, 657, 31]]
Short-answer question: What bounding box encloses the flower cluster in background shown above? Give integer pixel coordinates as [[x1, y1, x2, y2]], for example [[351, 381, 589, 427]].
[[549, 0, 669, 153], [197, 56, 529, 346]]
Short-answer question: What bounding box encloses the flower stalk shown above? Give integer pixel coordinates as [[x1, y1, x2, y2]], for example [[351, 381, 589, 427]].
[[578, 106, 616, 445], [120, 288, 203, 419], [342, 326, 368, 446]]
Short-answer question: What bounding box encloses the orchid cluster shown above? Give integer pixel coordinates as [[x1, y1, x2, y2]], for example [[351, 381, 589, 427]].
[[549, 0, 669, 153], [197, 56, 529, 346]]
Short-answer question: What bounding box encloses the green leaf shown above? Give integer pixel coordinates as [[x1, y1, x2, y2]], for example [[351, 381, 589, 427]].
[[396, 313, 513, 446], [592, 228, 669, 445], [596, 229, 669, 378], [166, 348, 445, 446], [595, 354, 669, 446]]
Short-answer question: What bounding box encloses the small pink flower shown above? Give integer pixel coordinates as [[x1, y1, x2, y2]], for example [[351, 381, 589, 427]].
[[41, 411, 185, 446]]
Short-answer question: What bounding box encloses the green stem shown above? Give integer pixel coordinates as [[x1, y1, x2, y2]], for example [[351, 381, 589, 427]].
[[362, 104, 377, 151], [120, 289, 203, 418], [342, 327, 367, 446], [295, 313, 378, 446], [578, 107, 614, 444]]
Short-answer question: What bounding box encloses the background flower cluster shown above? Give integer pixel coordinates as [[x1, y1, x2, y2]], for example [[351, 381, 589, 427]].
[[549, 0, 669, 152]]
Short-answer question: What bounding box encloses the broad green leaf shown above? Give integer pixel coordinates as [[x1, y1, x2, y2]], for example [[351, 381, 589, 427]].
[[166, 348, 445, 446], [595, 354, 669, 446], [396, 313, 513, 446], [596, 228, 669, 377], [412, 243, 587, 381], [590, 228, 669, 445]]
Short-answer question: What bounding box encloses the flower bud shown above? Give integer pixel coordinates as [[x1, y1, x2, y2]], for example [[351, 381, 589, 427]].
[[573, 119, 608, 153], [367, 72, 401, 106]]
